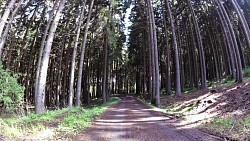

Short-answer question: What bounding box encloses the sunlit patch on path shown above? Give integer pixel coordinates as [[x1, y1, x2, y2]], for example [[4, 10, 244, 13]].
[[74, 95, 223, 141]]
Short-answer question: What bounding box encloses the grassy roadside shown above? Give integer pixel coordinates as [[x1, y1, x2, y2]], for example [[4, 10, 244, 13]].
[[203, 116, 250, 140], [0, 97, 120, 140]]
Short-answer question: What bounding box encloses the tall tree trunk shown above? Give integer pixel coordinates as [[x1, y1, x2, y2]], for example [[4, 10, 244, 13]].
[[151, 0, 160, 106], [35, 0, 59, 101], [147, 0, 160, 106], [146, 0, 155, 103], [231, 0, 250, 49], [142, 31, 147, 98], [162, 0, 171, 95], [214, 2, 236, 79], [68, 0, 86, 108], [76, 0, 94, 106], [102, 29, 108, 103], [187, 0, 207, 88], [35, 0, 66, 114], [165, 0, 181, 96], [216, 0, 243, 82], [0, 0, 16, 36], [145, 1, 152, 100], [0, 0, 23, 58]]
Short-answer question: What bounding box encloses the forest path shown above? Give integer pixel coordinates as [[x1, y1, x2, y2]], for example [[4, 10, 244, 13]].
[[74, 95, 223, 141]]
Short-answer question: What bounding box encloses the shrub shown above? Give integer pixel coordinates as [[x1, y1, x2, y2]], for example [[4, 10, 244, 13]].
[[243, 67, 250, 78], [0, 63, 24, 114]]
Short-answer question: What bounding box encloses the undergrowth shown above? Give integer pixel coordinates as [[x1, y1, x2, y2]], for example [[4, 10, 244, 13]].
[[208, 76, 236, 89], [204, 115, 250, 140], [0, 97, 120, 139], [0, 63, 25, 114]]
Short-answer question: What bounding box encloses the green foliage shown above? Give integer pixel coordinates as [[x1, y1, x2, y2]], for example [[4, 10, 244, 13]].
[[205, 115, 250, 136], [244, 116, 250, 127], [212, 118, 234, 129], [108, 27, 118, 48], [0, 63, 24, 114], [208, 76, 235, 89], [183, 87, 197, 94], [60, 97, 119, 131], [243, 67, 250, 78], [1, 97, 120, 138]]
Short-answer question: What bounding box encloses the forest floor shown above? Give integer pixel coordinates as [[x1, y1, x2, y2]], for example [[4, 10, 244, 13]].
[[1, 81, 250, 141], [160, 80, 250, 140], [75, 95, 222, 141]]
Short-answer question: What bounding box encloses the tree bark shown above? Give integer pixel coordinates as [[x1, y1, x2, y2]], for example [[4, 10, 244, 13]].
[[187, 0, 207, 88], [0, 0, 23, 59], [35, 0, 60, 101], [231, 0, 250, 49], [216, 0, 243, 82], [76, 0, 94, 106], [68, 0, 86, 108], [0, 0, 16, 36], [165, 0, 181, 96], [36, 0, 66, 114], [162, 0, 171, 95]]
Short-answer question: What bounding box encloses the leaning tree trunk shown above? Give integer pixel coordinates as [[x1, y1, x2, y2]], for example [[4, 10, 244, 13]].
[[35, 0, 60, 99], [213, 4, 236, 79], [165, 0, 181, 97], [216, 0, 243, 82], [68, 0, 86, 108], [76, 0, 94, 106], [35, 0, 66, 114], [187, 0, 207, 88], [0, 0, 23, 59], [231, 0, 250, 49], [0, 0, 16, 36]]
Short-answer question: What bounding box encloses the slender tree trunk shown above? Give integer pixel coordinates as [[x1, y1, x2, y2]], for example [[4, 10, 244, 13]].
[[0, 0, 16, 36], [149, 0, 160, 106], [145, 1, 152, 100], [216, 0, 243, 82], [214, 3, 236, 79], [56, 34, 66, 108], [208, 30, 219, 81], [35, 0, 66, 114], [187, 0, 207, 88], [35, 0, 59, 100], [0, 0, 23, 59], [231, 0, 250, 49], [142, 31, 147, 98], [147, 0, 156, 103], [102, 29, 108, 103], [76, 0, 94, 106], [162, 0, 171, 95], [165, 0, 181, 96], [68, 0, 86, 108]]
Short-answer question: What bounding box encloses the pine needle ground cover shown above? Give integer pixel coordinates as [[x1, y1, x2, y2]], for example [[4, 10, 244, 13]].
[[0, 97, 120, 140]]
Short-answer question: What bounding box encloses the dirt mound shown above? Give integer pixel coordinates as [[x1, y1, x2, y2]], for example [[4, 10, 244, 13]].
[[161, 81, 250, 140]]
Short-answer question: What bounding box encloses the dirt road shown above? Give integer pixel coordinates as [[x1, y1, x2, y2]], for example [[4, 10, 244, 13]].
[[75, 95, 223, 141]]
